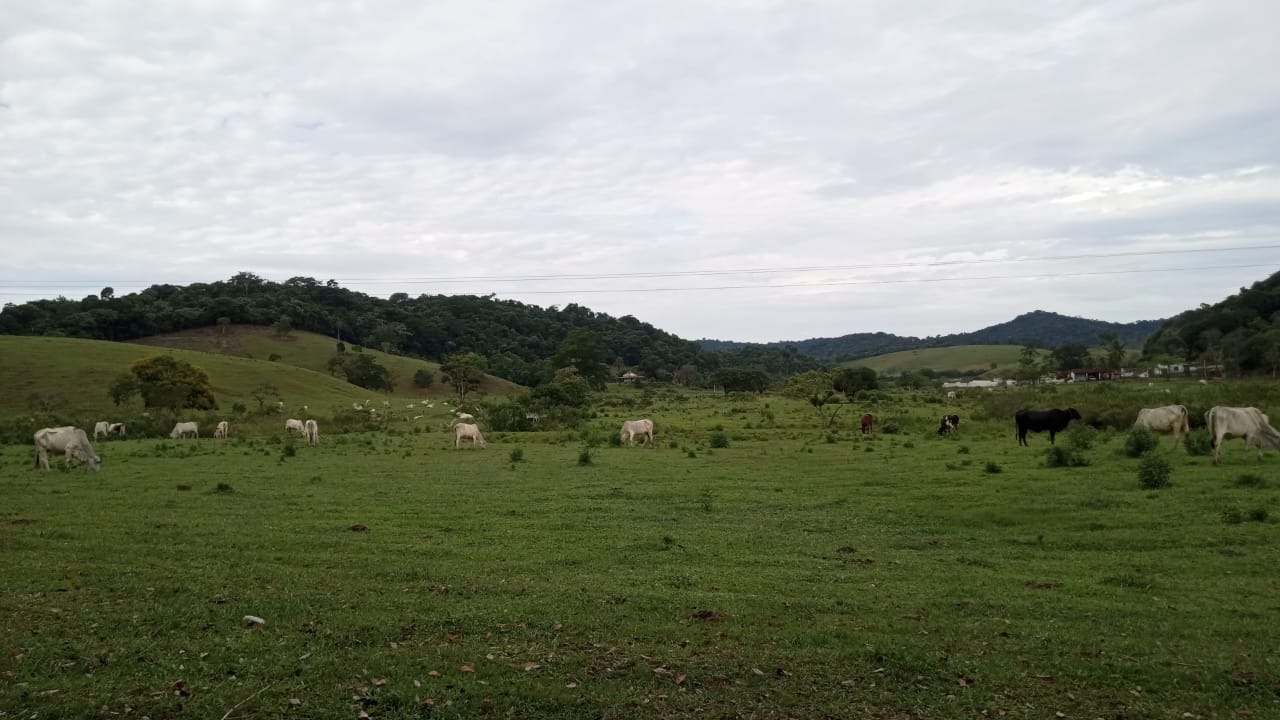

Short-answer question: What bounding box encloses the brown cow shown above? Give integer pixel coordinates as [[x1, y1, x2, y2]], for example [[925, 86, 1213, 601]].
[[860, 413, 873, 434]]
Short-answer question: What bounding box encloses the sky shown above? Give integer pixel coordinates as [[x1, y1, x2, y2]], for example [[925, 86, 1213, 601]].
[[2, 0, 1279, 343]]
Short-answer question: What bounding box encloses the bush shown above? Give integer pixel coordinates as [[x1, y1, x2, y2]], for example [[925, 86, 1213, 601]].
[[509, 448, 524, 463], [214, 482, 234, 494], [577, 448, 593, 466], [880, 421, 900, 435], [1124, 426, 1159, 458], [1248, 507, 1269, 522], [1137, 455, 1171, 489], [1184, 430, 1213, 456], [709, 432, 729, 449], [957, 445, 970, 455], [1045, 445, 1089, 468], [413, 368, 434, 388], [1236, 473, 1266, 488], [983, 461, 1003, 474], [1066, 425, 1099, 451]]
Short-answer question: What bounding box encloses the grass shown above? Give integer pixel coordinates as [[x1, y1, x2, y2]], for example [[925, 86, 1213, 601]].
[[133, 324, 520, 397], [2, 385, 1280, 718]]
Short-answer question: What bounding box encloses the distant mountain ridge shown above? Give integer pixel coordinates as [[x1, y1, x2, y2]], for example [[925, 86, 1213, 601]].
[[698, 310, 1164, 363]]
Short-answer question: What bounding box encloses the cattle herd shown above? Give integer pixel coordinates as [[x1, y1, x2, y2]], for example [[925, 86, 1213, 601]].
[[27, 397, 1280, 472]]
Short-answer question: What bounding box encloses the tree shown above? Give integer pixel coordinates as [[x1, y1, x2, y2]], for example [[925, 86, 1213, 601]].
[[128, 355, 217, 410], [108, 373, 140, 406], [1051, 342, 1090, 372], [26, 390, 63, 412], [367, 321, 408, 354], [440, 352, 488, 402], [711, 367, 771, 394], [216, 316, 231, 335], [1017, 342, 1043, 383], [784, 370, 843, 427], [272, 315, 293, 338], [100, 286, 114, 300], [413, 368, 434, 388], [832, 366, 877, 397], [896, 370, 929, 389], [329, 353, 395, 392], [251, 383, 281, 412], [552, 328, 610, 389], [530, 367, 592, 408], [1098, 331, 1126, 369]]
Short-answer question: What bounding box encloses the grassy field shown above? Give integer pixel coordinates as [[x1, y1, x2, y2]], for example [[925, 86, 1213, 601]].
[[133, 325, 520, 397], [0, 334, 517, 421], [848, 345, 1141, 375], [3, 383, 1279, 719]]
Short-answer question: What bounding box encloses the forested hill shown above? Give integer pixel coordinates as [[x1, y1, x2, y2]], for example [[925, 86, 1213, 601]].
[[699, 311, 1162, 362], [0, 273, 821, 384], [1142, 269, 1280, 375]]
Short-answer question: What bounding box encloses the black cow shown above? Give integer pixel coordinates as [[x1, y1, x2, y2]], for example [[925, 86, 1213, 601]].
[[1015, 407, 1083, 446], [938, 414, 960, 436]]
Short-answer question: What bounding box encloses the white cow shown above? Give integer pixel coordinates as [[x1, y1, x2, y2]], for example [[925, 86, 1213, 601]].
[[453, 412, 475, 423], [454, 422, 487, 448], [285, 418, 306, 436], [945, 391, 956, 400], [1134, 405, 1190, 446], [34, 426, 101, 471], [108, 422, 126, 437], [170, 421, 199, 439], [1206, 406, 1280, 465], [620, 418, 655, 446], [213, 420, 230, 439], [304, 419, 319, 446], [93, 421, 111, 440]]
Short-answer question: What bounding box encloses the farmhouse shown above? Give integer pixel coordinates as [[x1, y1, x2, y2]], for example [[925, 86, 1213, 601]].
[[618, 370, 644, 384]]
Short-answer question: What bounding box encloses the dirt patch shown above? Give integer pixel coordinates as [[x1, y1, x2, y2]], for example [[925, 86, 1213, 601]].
[[1025, 580, 1061, 590], [687, 609, 725, 622]]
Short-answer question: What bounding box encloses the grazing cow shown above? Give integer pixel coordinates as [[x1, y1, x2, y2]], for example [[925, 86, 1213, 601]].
[[285, 418, 306, 436], [938, 413, 960, 436], [94, 421, 111, 440], [1133, 405, 1190, 446], [454, 422, 487, 448], [213, 421, 230, 439], [108, 422, 126, 437], [34, 426, 101, 471], [1205, 406, 1280, 465], [860, 413, 873, 435], [304, 419, 319, 446], [620, 418, 655, 446], [1015, 407, 1082, 446], [170, 421, 199, 439], [946, 391, 956, 400]]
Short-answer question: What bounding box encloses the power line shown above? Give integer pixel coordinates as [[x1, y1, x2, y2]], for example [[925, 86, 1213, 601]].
[[1, 242, 1278, 288], [0, 262, 1271, 298]]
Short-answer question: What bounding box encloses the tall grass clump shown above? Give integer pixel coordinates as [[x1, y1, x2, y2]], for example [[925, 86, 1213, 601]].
[[1124, 426, 1159, 457], [1137, 455, 1172, 489], [1183, 429, 1213, 456], [709, 432, 729, 449], [1045, 445, 1089, 468]]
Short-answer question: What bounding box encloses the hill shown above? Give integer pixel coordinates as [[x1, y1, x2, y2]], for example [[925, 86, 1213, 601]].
[[700, 311, 1162, 362], [0, 335, 421, 417], [1143, 269, 1280, 374], [131, 325, 519, 397], [846, 345, 1036, 375], [0, 273, 706, 386]]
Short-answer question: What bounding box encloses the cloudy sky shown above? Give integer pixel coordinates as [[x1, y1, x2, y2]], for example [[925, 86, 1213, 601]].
[[2, 0, 1279, 342]]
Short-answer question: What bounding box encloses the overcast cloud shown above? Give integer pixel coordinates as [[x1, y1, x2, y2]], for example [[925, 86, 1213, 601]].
[[2, 0, 1278, 342]]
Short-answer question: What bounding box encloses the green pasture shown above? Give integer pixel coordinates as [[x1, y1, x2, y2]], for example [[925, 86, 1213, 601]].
[[3, 386, 1279, 718], [131, 325, 520, 398], [850, 344, 1141, 375]]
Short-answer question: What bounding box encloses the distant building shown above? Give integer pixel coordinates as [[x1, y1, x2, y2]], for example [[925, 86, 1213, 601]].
[[1064, 368, 1119, 382], [618, 371, 644, 384]]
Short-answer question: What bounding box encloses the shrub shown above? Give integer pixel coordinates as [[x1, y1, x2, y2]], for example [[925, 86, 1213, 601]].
[[1183, 430, 1213, 456], [281, 439, 297, 458], [1236, 473, 1266, 488], [1066, 425, 1099, 451], [880, 421, 900, 435], [509, 448, 524, 463], [1124, 426, 1159, 457], [1045, 445, 1089, 468], [413, 368, 434, 388], [957, 445, 970, 455], [984, 461, 1003, 474], [902, 441, 915, 449], [1137, 455, 1171, 489], [608, 434, 622, 447], [214, 482, 234, 494], [1248, 507, 1269, 522], [577, 448, 593, 466], [709, 432, 729, 449], [686, 450, 696, 458]]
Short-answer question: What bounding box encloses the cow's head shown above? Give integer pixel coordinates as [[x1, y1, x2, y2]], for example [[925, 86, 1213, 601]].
[[1066, 407, 1083, 420]]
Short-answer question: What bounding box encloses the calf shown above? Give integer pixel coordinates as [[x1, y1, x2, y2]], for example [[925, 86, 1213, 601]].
[[938, 413, 960, 436], [860, 413, 873, 435], [1015, 407, 1082, 446]]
